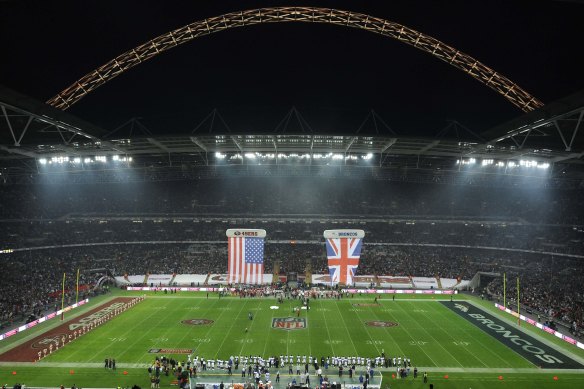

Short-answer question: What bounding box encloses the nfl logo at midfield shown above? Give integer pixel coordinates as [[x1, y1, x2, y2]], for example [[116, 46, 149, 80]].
[[272, 317, 307, 331], [324, 229, 365, 286]]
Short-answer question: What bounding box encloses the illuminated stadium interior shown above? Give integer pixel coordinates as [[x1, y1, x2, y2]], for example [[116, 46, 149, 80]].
[[1, 2, 584, 389]]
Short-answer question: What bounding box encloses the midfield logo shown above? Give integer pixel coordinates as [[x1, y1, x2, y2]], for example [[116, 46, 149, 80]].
[[272, 317, 307, 331]]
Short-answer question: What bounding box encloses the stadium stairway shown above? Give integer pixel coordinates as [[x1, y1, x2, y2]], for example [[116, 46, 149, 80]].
[[168, 273, 176, 286], [436, 275, 443, 289]]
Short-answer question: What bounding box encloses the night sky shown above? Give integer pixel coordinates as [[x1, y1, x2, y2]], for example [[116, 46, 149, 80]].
[[1, 0, 583, 137]]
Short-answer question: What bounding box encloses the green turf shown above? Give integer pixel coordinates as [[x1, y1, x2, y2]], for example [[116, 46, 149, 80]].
[[0, 291, 582, 388], [39, 295, 533, 367]]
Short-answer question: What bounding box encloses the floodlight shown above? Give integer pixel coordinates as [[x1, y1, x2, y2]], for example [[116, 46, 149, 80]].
[[39, 158, 47, 165]]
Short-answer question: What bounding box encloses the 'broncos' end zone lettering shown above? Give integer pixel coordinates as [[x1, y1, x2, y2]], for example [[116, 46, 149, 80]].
[[0, 297, 141, 362], [441, 301, 583, 369]]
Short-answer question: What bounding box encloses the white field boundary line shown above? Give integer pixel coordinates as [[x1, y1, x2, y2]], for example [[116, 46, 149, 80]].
[[144, 295, 455, 301], [0, 295, 126, 354], [494, 303, 584, 351], [0, 299, 90, 343], [6, 362, 584, 374], [56, 297, 161, 364], [34, 296, 146, 362], [466, 300, 584, 366]]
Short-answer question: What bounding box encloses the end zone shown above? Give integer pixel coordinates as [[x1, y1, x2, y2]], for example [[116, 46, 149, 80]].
[[0, 297, 143, 362], [441, 301, 584, 369]]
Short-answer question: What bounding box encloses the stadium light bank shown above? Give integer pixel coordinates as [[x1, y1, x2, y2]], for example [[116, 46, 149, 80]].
[[38, 155, 133, 165], [217, 152, 374, 161], [457, 158, 549, 169]]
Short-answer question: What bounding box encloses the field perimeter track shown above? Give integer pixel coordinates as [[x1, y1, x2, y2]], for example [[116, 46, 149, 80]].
[[0, 297, 138, 362]]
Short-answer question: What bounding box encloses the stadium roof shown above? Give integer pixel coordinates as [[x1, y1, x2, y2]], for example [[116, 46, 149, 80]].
[[1, 85, 583, 166]]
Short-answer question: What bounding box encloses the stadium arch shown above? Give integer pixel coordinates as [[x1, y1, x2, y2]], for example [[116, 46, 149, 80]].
[[47, 7, 543, 112]]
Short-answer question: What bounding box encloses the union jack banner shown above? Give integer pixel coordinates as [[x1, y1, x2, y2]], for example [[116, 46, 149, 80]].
[[226, 229, 266, 284], [325, 230, 364, 285]]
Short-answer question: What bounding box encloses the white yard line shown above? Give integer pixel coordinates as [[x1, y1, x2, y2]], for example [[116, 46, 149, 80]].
[[319, 301, 337, 357], [347, 305, 384, 355], [331, 300, 360, 356], [418, 303, 489, 368], [374, 302, 440, 367], [429, 302, 512, 368], [51, 298, 152, 364], [393, 302, 465, 367], [213, 299, 249, 358]]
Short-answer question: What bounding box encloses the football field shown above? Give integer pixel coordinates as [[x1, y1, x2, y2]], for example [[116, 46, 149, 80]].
[[1, 291, 583, 388]]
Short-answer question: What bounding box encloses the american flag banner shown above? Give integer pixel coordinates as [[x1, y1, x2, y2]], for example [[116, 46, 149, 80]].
[[324, 230, 365, 286], [226, 229, 266, 284]]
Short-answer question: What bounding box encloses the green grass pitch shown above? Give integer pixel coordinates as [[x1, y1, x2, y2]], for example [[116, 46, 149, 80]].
[[0, 290, 583, 388]]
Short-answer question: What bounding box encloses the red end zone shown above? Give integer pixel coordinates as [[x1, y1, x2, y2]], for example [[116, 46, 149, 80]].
[[0, 297, 142, 362]]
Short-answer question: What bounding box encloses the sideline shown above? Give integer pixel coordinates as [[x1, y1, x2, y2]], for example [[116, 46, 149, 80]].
[[1, 362, 584, 375], [464, 299, 584, 367], [0, 293, 120, 354]]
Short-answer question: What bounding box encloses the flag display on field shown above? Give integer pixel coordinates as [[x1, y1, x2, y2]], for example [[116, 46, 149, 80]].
[[324, 229, 365, 286], [226, 229, 266, 284]]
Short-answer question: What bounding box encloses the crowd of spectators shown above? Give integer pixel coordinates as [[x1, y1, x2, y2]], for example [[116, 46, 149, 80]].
[[485, 256, 584, 338], [0, 247, 104, 328], [0, 178, 582, 336], [2, 219, 582, 255], [2, 236, 582, 332], [1, 179, 583, 224]]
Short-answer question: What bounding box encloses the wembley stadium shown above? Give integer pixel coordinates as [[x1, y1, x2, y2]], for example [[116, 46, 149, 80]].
[[1, 2, 583, 389]]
